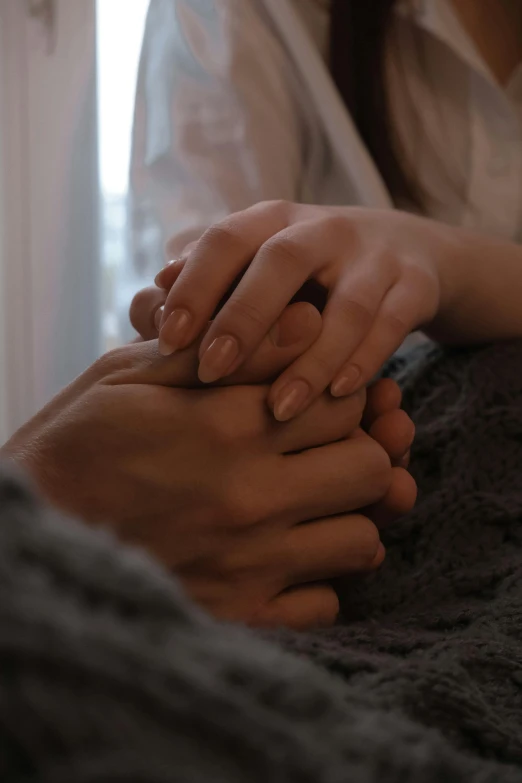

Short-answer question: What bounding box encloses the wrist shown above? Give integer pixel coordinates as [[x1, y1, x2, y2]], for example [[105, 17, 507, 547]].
[[421, 223, 472, 342]]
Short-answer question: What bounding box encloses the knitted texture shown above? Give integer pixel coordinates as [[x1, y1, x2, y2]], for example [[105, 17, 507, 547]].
[[1, 341, 522, 781], [271, 340, 522, 776]]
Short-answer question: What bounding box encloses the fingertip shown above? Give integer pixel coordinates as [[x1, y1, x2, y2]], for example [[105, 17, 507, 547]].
[[254, 586, 339, 630], [372, 467, 417, 527], [369, 409, 415, 461], [365, 378, 402, 421], [372, 542, 386, 569], [154, 257, 186, 290], [400, 450, 411, 469], [129, 286, 167, 341], [388, 467, 417, 515]]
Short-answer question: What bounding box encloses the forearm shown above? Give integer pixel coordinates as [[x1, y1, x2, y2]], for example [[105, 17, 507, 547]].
[[426, 226, 522, 345]]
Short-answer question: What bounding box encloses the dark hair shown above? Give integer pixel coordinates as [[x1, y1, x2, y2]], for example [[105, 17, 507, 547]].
[[330, 0, 419, 206]]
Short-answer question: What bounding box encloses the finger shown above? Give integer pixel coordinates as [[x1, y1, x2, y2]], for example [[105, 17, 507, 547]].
[[278, 432, 392, 524], [330, 280, 433, 397], [129, 286, 167, 341], [368, 409, 415, 463], [253, 584, 339, 630], [154, 257, 186, 291], [272, 387, 366, 454], [363, 378, 402, 428], [107, 302, 322, 389], [367, 467, 417, 527], [227, 302, 322, 386], [279, 514, 384, 586], [267, 268, 395, 421], [195, 218, 345, 385], [157, 202, 291, 355]]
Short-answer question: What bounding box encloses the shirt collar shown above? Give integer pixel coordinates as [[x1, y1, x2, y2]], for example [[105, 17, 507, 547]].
[[394, 0, 495, 86]]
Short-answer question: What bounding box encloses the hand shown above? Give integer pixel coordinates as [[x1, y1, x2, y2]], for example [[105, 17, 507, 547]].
[[155, 202, 449, 420], [130, 278, 416, 522], [128, 301, 415, 527], [3, 304, 415, 630], [130, 263, 415, 479]]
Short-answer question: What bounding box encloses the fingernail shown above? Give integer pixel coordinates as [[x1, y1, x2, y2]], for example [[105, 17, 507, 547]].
[[331, 366, 361, 397], [154, 306, 164, 332], [198, 336, 240, 383], [273, 380, 310, 422], [154, 260, 176, 287], [158, 309, 191, 356]]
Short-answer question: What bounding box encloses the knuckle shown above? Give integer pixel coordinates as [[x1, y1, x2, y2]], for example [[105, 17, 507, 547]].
[[381, 310, 410, 339], [324, 214, 353, 242], [218, 455, 277, 529], [165, 237, 198, 260], [256, 198, 292, 217], [198, 221, 248, 256], [197, 397, 236, 443], [221, 477, 264, 528], [306, 350, 338, 379], [376, 248, 401, 277], [215, 547, 260, 587], [90, 345, 135, 378], [197, 387, 267, 442], [339, 296, 374, 329], [262, 234, 304, 272]]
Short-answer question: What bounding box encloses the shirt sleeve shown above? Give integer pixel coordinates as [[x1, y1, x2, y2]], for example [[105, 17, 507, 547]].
[[129, 0, 304, 270]]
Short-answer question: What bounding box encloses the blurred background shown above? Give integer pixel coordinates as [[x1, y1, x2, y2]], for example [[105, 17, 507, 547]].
[[0, 0, 152, 438], [97, 0, 149, 353]]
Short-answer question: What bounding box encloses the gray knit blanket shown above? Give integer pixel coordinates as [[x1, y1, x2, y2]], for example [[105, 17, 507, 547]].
[[2, 341, 522, 782]]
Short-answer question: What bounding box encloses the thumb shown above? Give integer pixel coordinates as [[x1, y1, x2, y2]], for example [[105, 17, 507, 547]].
[[107, 302, 322, 389]]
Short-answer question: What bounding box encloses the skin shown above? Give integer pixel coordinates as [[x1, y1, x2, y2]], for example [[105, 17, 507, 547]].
[[148, 2, 522, 424], [3, 301, 416, 630], [153, 202, 522, 425]]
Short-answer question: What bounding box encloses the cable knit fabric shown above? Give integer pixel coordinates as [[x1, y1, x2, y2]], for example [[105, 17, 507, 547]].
[[1, 341, 522, 781]]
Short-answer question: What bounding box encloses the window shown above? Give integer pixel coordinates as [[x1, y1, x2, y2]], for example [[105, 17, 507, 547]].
[[0, 0, 151, 434], [97, 0, 150, 350]]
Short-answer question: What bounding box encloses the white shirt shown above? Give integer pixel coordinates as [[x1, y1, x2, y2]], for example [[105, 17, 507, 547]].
[[391, 0, 522, 239], [130, 0, 522, 271]]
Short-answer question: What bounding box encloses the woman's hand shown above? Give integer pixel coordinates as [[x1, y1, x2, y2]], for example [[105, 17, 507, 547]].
[[155, 202, 452, 421], [3, 306, 415, 630], [130, 277, 414, 476]]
